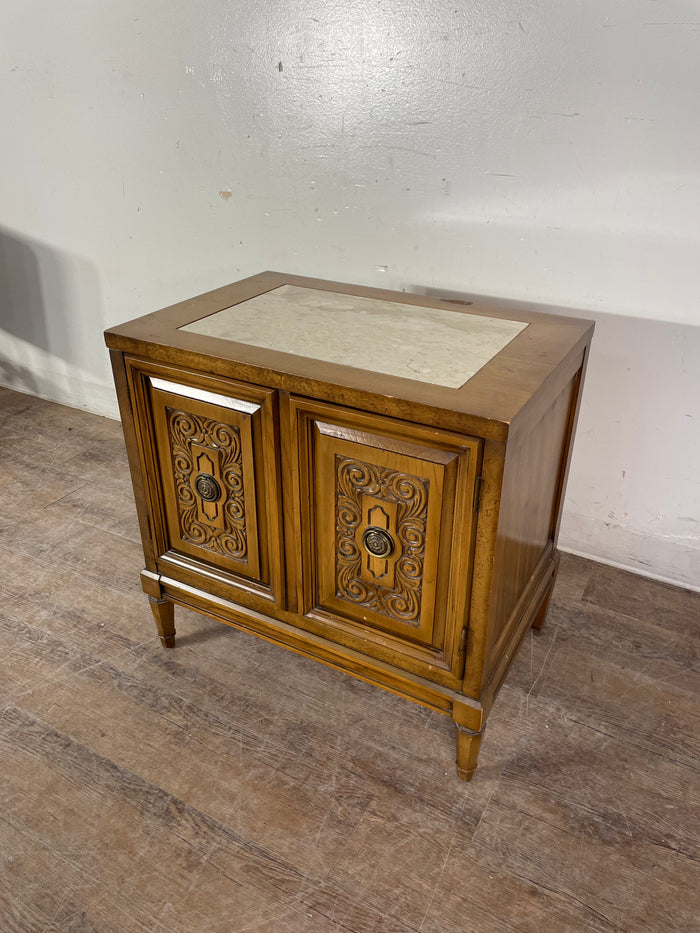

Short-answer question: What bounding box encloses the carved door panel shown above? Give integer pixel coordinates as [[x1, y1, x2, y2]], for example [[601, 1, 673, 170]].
[[291, 398, 482, 681], [127, 361, 283, 604]]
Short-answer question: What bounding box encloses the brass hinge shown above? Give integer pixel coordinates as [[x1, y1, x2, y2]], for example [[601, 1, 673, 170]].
[[472, 475, 483, 513], [459, 626, 468, 655], [457, 625, 469, 678]]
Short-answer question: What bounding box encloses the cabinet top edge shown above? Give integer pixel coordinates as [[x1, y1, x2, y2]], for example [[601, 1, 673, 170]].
[[105, 270, 595, 340], [104, 270, 594, 430]]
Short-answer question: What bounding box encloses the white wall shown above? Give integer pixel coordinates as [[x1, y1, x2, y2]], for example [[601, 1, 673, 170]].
[[1, 1, 698, 589]]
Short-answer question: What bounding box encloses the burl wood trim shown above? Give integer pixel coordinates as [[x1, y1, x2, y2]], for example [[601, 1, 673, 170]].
[[335, 455, 429, 627], [105, 271, 594, 442]]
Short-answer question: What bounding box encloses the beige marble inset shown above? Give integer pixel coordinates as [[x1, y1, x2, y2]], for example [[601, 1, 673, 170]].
[[181, 285, 528, 388]]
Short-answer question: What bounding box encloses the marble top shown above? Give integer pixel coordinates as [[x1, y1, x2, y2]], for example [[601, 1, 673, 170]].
[[180, 285, 528, 388]]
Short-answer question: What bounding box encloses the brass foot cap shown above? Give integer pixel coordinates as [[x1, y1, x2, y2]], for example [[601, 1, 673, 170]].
[[456, 763, 476, 782]]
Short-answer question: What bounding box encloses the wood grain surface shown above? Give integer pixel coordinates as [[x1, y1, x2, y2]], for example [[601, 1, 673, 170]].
[[1, 386, 698, 933], [105, 270, 594, 442]]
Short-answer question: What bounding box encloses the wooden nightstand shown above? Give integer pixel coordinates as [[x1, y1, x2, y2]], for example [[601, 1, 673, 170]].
[[105, 271, 593, 780]]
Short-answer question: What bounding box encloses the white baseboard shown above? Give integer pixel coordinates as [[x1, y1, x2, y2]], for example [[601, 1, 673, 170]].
[[559, 511, 699, 593], [559, 545, 700, 593], [0, 372, 120, 421], [0, 336, 120, 420]]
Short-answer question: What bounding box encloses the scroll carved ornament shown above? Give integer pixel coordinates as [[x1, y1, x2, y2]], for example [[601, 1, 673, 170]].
[[167, 408, 248, 561], [335, 456, 429, 625]]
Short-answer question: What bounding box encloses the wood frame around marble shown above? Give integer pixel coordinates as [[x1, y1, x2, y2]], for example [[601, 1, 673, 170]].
[[105, 270, 593, 442], [106, 271, 594, 781]]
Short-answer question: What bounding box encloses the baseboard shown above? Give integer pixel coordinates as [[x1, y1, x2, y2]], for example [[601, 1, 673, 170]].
[[0, 341, 120, 421], [0, 373, 120, 421], [559, 512, 700, 593]]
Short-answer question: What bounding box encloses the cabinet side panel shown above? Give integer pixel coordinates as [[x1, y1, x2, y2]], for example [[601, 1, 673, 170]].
[[482, 372, 579, 683], [108, 349, 158, 572]]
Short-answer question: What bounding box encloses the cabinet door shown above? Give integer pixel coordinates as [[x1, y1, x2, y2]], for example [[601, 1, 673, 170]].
[[290, 398, 481, 682], [127, 359, 283, 605]]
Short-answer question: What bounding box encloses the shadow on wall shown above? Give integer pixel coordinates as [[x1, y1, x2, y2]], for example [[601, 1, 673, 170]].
[[0, 226, 102, 392], [413, 282, 700, 329], [411, 279, 699, 447], [412, 280, 700, 585]]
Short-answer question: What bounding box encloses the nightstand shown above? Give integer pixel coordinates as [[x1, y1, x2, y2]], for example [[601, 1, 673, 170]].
[[105, 271, 593, 780]]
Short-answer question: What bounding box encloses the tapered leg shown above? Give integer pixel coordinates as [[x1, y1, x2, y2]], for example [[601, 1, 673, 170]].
[[455, 725, 484, 782], [149, 597, 176, 648], [531, 584, 554, 632], [532, 555, 560, 632]]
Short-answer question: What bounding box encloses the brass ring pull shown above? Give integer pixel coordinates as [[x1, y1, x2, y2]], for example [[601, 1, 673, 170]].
[[194, 473, 221, 502], [361, 526, 395, 559]]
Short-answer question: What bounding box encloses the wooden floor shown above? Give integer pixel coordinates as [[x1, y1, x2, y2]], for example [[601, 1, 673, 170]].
[[1, 386, 698, 933]]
